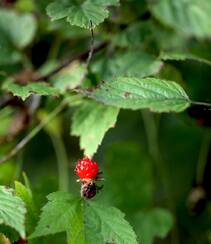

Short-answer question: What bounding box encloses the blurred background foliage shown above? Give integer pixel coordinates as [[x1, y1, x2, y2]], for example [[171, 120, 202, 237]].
[[0, 0, 211, 243]]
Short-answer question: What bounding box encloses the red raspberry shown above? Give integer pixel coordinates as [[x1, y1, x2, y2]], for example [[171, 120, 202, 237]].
[[75, 157, 99, 180]]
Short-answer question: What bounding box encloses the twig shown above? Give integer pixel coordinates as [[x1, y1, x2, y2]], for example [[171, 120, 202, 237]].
[[86, 20, 95, 68], [33, 41, 108, 82], [0, 99, 68, 165]]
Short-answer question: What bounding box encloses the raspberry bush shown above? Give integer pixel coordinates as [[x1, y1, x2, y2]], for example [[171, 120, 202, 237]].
[[0, 0, 211, 243]]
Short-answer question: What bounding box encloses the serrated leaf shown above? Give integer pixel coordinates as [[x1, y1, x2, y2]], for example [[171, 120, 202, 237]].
[[52, 61, 87, 94], [86, 201, 138, 244], [0, 9, 37, 48], [0, 186, 26, 239], [89, 77, 190, 112], [159, 52, 211, 66], [46, 0, 118, 29], [150, 0, 211, 38], [15, 181, 37, 234], [91, 51, 163, 80], [71, 100, 119, 157], [2, 79, 59, 101], [31, 191, 137, 244], [133, 208, 174, 244], [30, 192, 81, 238]]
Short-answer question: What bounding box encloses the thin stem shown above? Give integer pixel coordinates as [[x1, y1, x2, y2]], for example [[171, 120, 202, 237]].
[[86, 20, 94, 68], [49, 134, 69, 192], [0, 100, 68, 165], [196, 133, 210, 185], [191, 100, 211, 107]]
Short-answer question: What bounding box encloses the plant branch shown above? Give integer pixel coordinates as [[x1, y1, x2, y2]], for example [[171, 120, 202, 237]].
[[32, 41, 108, 82], [0, 99, 68, 165], [86, 20, 95, 68]]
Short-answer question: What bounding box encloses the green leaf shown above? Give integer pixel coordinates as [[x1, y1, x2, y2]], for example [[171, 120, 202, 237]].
[[0, 32, 22, 65], [133, 208, 174, 244], [71, 100, 119, 157], [0, 9, 37, 48], [159, 52, 211, 66], [150, 0, 211, 38], [91, 51, 163, 80], [30, 192, 81, 238], [15, 181, 37, 234], [30, 191, 137, 244], [46, 0, 119, 29], [0, 185, 26, 239], [85, 201, 138, 244], [2, 79, 59, 101], [90, 77, 190, 112], [52, 61, 87, 94]]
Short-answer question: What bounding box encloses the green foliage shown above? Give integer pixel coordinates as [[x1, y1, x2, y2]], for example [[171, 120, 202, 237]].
[[0, 9, 36, 65], [91, 51, 163, 80], [47, 0, 119, 28], [71, 100, 119, 156], [2, 79, 59, 101], [15, 181, 37, 234], [150, 0, 211, 38], [0, 186, 26, 239], [0, 0, 211, 243], [160, 52, 211, 66], [52, 61, 87, 93], [133, 208, 174, 244], [30, 191, 137, 244], [90, 77, 190, 112]]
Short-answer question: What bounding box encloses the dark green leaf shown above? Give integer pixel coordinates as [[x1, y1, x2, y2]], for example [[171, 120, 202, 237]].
[[91, 51, 163, 80], [133, 208, 174, 244]]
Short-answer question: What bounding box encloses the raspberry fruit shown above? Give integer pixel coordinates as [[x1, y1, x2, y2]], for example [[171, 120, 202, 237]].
[[75, 157, 99, 180]]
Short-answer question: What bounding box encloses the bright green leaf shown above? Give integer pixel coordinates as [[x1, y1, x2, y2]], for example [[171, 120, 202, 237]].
[[15, 181, 37, 234], [86, 201, 138, 244], [2, 79, 59, 101], [0, 185, 26, 239], [30, 192, 81, 238], [91, 51, 163, 80], [90, 77, 190, 112], [46, 0, 119, 29], [71, 100, 119, 157], [133, 208, 174, 244], [150, 0, 211, 38], [31, 191, 137, 244]]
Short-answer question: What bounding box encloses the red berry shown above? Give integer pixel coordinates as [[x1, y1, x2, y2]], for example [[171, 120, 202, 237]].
[[75, 157, 99, 180]]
